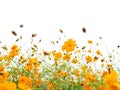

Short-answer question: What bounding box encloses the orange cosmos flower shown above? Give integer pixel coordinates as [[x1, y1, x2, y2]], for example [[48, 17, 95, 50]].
[[81, 65, 87, 71], [36, 79, 42, 87], [62, 39, 77, 52], [18, 76, 29, 84], [84, 85, 92, 90], [62, 54, 71, 61], [85, 56, 93, 62], [85, 72, 96, 82], [99, 86, 105, 90], [88, 49, 92, 53], [74, 69, 80, 77], [72, 58, 78, 64], [88, 40, 93, 44], [52, 51, 62, 60], [104, 69, 120, 90], [0, 81, 16, 90], [47, 80, 53, 90], [27, 58, 40, 70], [18, 76, 33, 90], [9, 44, 20, 57], [96, 50, 102, 55], [29, 58, 39, 65]]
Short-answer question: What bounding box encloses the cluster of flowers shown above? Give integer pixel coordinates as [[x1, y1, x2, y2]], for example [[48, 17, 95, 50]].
[[0, 28, 120, 90]]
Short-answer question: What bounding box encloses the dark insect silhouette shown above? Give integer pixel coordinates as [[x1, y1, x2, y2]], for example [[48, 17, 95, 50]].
[[59, 29, 63, 33], [117, 45, 120, 48], [32, 33, 37, 38], [1, 46, 8, 50], [20, 24, 24, 28], [11, 30, 17, 36], [82, 27, 86, 33]]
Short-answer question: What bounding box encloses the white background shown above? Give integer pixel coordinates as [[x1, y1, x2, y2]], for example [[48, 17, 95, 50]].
[[0, 0, 120, 53]]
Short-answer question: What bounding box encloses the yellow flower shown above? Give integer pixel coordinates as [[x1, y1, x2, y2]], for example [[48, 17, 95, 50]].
[[82, 72, 96, 88], [0, 57, 3, 61], [87, 40, 93, 44], [87, 49, 92, 53], [62, 39, 77, 52], [29, 58, 39, 65], [9, 44, 20, 57], [77, 50, 81, 53], [96, 50, 102, 55], [62, 54, 71, 61], [2, 55, 11, 61], [28, 58, 40, 70], [74, 69, 80, 77], [59, 71, 69, 77], [104, 69, 120, 90], [0, 81, 16, 90], [85, 55, 93, 63], [81, 65, 87, 71], [0, 71, 9, 82], [99, 86, 105, 90], [19, 76, 29, 84], [36, 79, 42, 87], [85, 72, 96, 81], [84, 85, 92, 90], [18, 76, 33, 90], [47, 80, 53, 90], [72, 58, 78, 64], [25, 64, 32, 71], [52, 51, 62, 60]]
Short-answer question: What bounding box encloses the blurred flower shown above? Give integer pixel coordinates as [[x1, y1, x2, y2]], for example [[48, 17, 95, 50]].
[[62, 53, 71, 61], [104, 69, 120, 90], [88, 40, 93, 44], [9, 44, 20, 57], [0, 81, 16, 90], [85, 55, 93, 63], [96, 50, 102, 56], [62, 39, 77, 52], [52, 51, 62, 60], [18, 76, 33, 90]]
